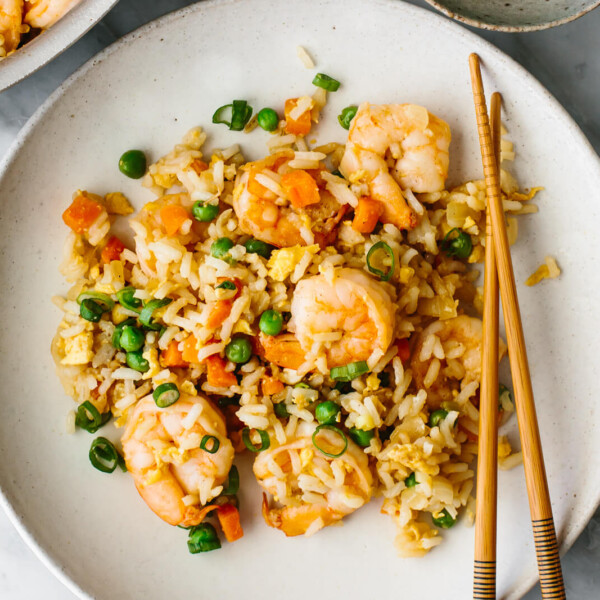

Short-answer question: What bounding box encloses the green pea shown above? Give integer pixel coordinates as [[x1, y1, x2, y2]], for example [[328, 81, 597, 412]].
[[274, 402, 290, 418], [118, 150, 147, 179], [80, 299, 104, 323], [431, 508, 456, 529], [192, 201, 219, 222], [348, 427, 375, 447], [119, 326, 145, 352], [244, 238, 274, 259], [256, 108, 279, 132], [259, 309, 283, 336], [126, 351, 150, 372], [211, 237, 235, 262], [404, 472, 417, 488], [315, 401, 340, 425], [429, 409, 448, 428], [225, 335, 252, 364]]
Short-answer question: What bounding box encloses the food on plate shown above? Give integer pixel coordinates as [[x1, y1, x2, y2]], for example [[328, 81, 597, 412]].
[[0, 0, 82, 59], [52, 72, 542, 555]]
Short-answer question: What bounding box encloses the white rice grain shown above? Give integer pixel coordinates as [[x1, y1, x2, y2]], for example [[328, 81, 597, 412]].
[[296, 45, 315, 69]]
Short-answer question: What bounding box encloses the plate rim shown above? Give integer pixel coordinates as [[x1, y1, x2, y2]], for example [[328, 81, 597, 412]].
[[0, 0, 120, 92], [0, 1, 599, 598]]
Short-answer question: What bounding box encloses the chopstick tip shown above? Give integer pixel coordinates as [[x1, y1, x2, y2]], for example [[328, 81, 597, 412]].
[[469, 53, 480, 66]]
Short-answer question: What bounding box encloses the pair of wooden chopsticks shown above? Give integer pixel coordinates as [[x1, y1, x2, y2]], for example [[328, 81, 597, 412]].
[[469, 54, 566, 600]]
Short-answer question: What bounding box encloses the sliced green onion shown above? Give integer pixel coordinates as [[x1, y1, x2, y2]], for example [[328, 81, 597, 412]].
[[117, 453, 127, 472], [274, 402, 290, 418], [77, 291, 115, 311], [116, 287, 142, 312], [312, 73, 341, 92], [188, 523, 222, 553], [217, 396, 241, 408], [140, 298, 172, 330], [312, 424, 348, 458], [331, 169, 343, 178], [499, 383, 514, 412], [404, 472, 417, 488], [242, 427, 270, 453], [112, 318, 137, 349], [334, 380, 353, 394], [431, 508, 456, 529], [429, 409, 448, 428], [222, 465, 240, 496], [212, 104, 233, 127], [89, 437, 123, 473], [294, 382, 311, 389], [80, 299, 104, 323], [200, 435, 220, 454], [440, 228, 473, 259], [216, 280, 237, 291], [230, 100, 253, 131], [153, 382, 180, 408], [366, 241, 395, 282], [338, 105, 358, 129], [75, 401, 111, 433], [330, 360, 369, 382]]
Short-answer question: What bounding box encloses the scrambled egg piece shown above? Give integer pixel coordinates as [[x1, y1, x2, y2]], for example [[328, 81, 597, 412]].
[[61, 331, 94, 365], [142, 348, 161, 379], [525, 255, 561, 286], [498, 435, 512, 459], [355, 413, 376, 431], [103, 192, 134, 215], [300, 448, 313, 468], [233, 318, 254, 335], [398, 266, 414, 284], [180, 381, 197, 396], [365, 373, 380, 392], [267, 245, 319, 282], [388, 443, 438, 475]]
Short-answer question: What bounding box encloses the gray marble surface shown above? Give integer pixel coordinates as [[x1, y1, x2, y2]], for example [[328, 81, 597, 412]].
[[0, 1, 598, 598]]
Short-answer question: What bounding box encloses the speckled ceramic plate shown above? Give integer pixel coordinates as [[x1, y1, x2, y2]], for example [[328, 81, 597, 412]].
[[423, 0, 600, 32], [0, 1, 599, 599], [0, 0, 119, 92]]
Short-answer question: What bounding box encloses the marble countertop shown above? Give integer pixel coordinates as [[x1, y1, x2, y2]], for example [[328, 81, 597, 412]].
[[0, 1, 598, 598]]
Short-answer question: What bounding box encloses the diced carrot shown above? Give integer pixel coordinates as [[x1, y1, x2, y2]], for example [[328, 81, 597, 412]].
[[262, 375, 285, 396], [247, 167, 270, 198], [190, 159, 209, 174], [181, 334, 200, 364], [205, 354, 238, 388], [256, 333, 306, 370], [101, 236, 126, 263], [284, 98, 312, 136], [281, 170, 320, 209], [160, 339, 189, 368], [217, 504, 244, 542], [205, 300, 233, 330], [352, 196, 383, 233], [62, 194, 103, 233], [396, 338, 411, 363], [160, 205, 190, 236]]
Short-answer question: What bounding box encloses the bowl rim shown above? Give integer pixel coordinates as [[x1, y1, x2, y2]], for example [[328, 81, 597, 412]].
[[0, 0, 120, 92], [423, 0, 600, 32]]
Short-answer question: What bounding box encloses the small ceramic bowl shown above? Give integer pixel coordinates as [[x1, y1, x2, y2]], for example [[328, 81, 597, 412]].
[[423, 0, 600, 31], [0, 0, 119, 92]]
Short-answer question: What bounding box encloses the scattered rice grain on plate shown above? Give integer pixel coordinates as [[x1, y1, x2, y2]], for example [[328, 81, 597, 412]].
[[296, 45, 315, 69]]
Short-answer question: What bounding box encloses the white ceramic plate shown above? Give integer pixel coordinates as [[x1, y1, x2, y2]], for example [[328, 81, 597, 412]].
[[1, 1, 599, 598], [0, 0, 119, 92]]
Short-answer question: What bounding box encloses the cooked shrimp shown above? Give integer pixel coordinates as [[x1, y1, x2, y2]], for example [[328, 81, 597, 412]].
[[255, 421, 373, 536], [24, 0, 81, 29], [122, 394, 235, 527], [411, 315, 505, 407], [340, 103, 451, 229], [289, 268, 395, 369], [233, 152, 347, 248], [0, 0, 25, 56]]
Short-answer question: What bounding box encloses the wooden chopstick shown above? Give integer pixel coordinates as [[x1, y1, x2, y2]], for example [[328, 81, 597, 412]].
[[473, 91, 502, 600], [469, 53, 566, 600]]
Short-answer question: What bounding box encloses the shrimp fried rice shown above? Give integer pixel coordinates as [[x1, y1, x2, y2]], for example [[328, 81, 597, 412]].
[[52, 89, 540, 556]]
